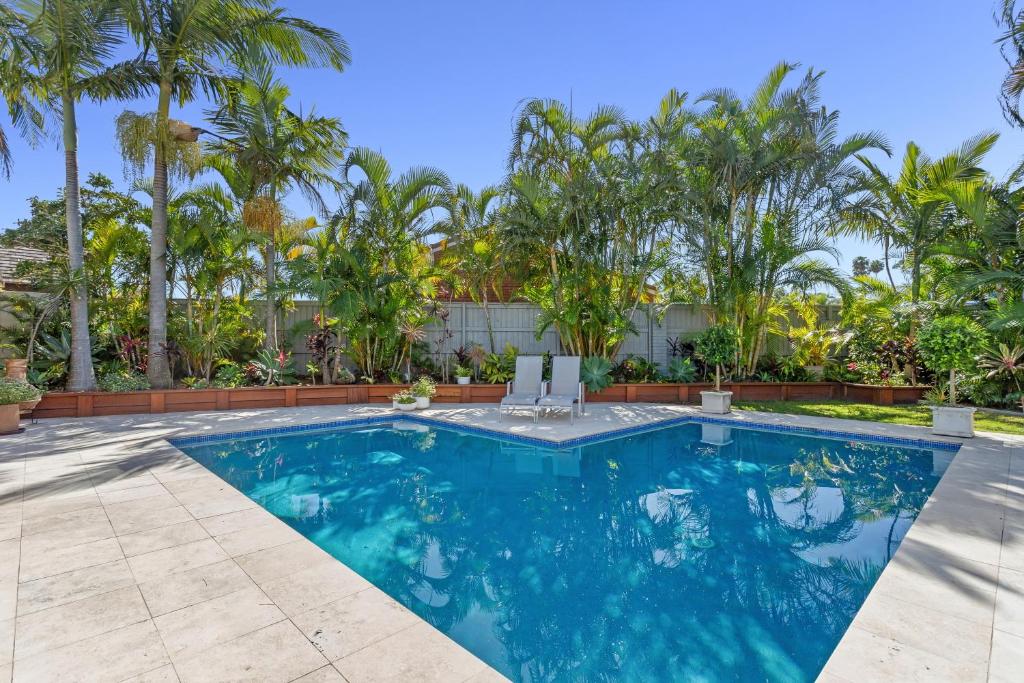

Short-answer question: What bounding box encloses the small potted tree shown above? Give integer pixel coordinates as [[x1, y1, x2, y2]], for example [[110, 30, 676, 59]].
[[411, 376, 437, 409], [392, 390, 417, 412], [694, 324, 739, 414], [918, 315, 988, 437], [0, 378, 41, 435], [454, 364, 472, 385]]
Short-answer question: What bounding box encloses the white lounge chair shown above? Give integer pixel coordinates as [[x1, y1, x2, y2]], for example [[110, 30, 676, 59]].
[[536, 356, 584, 424], [499, 356, 544, 423]]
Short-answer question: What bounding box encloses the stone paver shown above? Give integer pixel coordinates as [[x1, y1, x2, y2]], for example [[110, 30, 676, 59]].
[[1, 402, 1019, 681]]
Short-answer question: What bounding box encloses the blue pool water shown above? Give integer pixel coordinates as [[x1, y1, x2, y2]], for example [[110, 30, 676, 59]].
[[178, 419, 951, 682]]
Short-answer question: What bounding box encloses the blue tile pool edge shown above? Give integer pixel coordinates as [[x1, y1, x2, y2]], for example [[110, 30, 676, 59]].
[[168, 412, 962, 453]]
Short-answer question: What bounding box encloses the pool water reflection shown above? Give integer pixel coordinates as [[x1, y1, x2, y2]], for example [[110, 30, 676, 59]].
[[179, 420, 949, 682]]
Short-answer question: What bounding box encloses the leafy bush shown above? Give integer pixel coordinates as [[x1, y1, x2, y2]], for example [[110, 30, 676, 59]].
[[454, 364, 472, 378], [182, 377, 210, 390], [612, 355, 661, 383], [581, 356, 614, 392], [411, 376, 437, 398], [481, 343, 518, 384], [693, 324, 739, 390], [0, 378, 41, 405], [918, 316, 988, 405], [211, 362, 248, 388], [334, 367, 355, 384], [97, 372, 150, 393], [665, 357, 697, 383]]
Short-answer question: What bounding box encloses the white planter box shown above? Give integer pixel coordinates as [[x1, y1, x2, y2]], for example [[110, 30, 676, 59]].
[[700, 391, 733, 414], [700, 423, 733, 446], [456, 376, 471, 385], [414, 396, 431, 409], [931, 406, 975, 438]]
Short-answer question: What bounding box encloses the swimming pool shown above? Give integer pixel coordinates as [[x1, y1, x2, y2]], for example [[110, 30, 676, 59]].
[[176, 418, 954, 681]]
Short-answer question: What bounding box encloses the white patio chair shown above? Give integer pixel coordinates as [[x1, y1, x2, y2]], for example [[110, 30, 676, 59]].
[[535, 356, 584, 424], [498, 356, 544, 423]]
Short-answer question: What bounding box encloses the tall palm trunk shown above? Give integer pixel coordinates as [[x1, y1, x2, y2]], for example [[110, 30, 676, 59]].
[[264, 241, 277, 350], [147, 81, 173, 388], [62, 94, 96, 392]]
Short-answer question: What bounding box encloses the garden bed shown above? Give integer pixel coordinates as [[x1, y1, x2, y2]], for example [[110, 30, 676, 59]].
[[32, 381, 929, 419]]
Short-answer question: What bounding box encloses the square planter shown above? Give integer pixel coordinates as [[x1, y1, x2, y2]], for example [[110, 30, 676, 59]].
[[700, 390, 733, 414], [931, 406, 976, 438]]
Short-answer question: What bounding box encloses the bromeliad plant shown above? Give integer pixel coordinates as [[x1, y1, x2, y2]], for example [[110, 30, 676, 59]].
[[917, 316, 989, 406]]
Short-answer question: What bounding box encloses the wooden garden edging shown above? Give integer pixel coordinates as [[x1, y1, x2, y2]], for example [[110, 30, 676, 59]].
[[33, 381, 929, 419]]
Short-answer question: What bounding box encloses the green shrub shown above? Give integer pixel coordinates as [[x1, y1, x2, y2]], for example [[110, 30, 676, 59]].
[[918, 316, 988, 405], [0, 378, 41, 405], [411, 375, 437, 398], [453, 364, 472, 378], [581, 356, 614, 392], [481, 343, 518, 384], [693, 324, 739, 391], [97, 372, 150, 393], [212, 362, 248, 388], [613, 355, 661, 383]]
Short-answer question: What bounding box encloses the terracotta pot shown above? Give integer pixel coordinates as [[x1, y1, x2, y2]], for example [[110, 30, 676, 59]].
[[4, 359, 27, 381], [18, 397, 40, 416], [0, 404, 20, 435]]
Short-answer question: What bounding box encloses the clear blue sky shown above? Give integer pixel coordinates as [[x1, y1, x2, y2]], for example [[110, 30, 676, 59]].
[[1, 0, 1021, 276]]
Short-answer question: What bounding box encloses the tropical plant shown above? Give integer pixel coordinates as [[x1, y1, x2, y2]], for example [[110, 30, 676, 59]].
[[211, 361, 248, 388], [206, 64, 347, 350], [392, 390, 415, 405], [917, 316, 989, 406], [842, 134, 996, 318], [612, 355, 661, 384], [14, 0, 156, 391], [117, 0, 350, 388], [245, 347, 295, 386], [503, 96, 678, 358], [676, 63, 884, 374], [693, 324, 739, 391], [480, 343, 519, 384], [436, 185, 505, 352], [580, 356, 614, 393], [978, 342, 1024, 411], [453, 364, 471, 378]]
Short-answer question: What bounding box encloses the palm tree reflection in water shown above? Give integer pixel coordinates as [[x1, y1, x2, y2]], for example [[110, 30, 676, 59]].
[[186, 422, 944, 682]]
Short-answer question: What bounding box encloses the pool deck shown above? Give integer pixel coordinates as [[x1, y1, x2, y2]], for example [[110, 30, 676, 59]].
[[0, 402, 1020, 682]]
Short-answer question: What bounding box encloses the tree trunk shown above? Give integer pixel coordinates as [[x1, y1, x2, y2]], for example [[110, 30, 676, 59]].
[[147, 81, 174, 389], [264, 241, 277, 351], [62, 94, 96, 392]]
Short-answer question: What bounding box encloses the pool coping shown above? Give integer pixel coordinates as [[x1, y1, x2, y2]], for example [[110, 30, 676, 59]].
[[2, 403, 1021, 682]]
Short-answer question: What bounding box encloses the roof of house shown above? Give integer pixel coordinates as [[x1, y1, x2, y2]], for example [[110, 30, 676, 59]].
[[0, 246, 50, 286]]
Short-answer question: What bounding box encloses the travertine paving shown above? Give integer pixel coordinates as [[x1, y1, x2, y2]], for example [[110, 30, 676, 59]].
[[0, 402, 1020, 682]]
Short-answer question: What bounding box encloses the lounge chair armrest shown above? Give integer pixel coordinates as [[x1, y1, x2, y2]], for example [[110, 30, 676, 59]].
[[506, 381, 513, 396], [541, 380, 549, 397]]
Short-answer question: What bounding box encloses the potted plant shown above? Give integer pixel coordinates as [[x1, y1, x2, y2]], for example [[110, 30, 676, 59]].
[[454, 364, 472, 385], [411, 376, 437, 408], [392, 390, 417, 412], [0, 378, 41, 435], [918, 315, 988, 437], [694, 324, 739, 414]]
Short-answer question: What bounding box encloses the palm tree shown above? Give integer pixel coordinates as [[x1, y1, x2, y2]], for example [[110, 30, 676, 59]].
[[0, 4, 44, 177], [16, 0, 151, 391], [436, 184, 505, 352], [999, 1, 1024, 126], [118, 0, 349, 387], [842, 134, 997, 311], [205, 64, 347, 350]]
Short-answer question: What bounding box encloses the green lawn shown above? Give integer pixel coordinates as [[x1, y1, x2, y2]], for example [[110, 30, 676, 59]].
[[733, 400, 1024, 436]]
